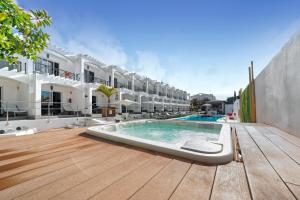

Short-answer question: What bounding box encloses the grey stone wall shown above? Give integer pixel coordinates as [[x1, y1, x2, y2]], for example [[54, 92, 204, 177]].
[[255, 32, 300, 137]]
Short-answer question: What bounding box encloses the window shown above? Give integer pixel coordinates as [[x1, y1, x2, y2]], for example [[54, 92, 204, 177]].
[[34, 57, 59, 75], [41, 91, 50, 102]]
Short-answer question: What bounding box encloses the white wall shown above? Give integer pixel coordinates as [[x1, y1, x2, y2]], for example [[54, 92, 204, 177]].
[[255, 32, 300, 138], [41, 84, 84, 111], [0, 78, 29, 111]]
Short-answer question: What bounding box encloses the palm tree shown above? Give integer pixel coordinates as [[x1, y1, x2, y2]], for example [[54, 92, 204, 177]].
[[96, 85, 118, 116]]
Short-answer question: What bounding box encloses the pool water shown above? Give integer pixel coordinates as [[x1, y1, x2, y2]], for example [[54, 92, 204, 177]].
[[178, 115, 224, 122], [116, 122, 221, 145]]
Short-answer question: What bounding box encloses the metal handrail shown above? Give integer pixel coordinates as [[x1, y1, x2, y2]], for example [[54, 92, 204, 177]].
[[34, 64, 80, 81]]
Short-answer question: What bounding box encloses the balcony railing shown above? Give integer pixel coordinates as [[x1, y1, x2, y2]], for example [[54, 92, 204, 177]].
[[34, 64, 80, 81], [117, 82, 130, 89], [134, 86, 144, 92], [148, 90, 156, 95], [0, 60, 24, 72], [159, 92, 165, 96], [85, 75, 109, 85]]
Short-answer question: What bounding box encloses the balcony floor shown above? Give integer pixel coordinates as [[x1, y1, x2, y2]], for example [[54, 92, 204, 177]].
[[0, 123, 299, 199]]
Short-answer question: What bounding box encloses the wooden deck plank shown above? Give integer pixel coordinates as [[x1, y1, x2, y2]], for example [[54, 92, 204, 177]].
[[256, 126, 300, 164], [0, 136, 88, 158], [0, 141, 95, 173], [14, 146, 144, 200], [287, 183, 300, 199], [129, 159, 191, 200], [0, 143, 110, 190], [0, 128, 84, 149], [169, 164, 216, 200], [89, 156, 171, 200], [0, 125, 298, 200], [0, 139, 94, 166], [0, 144, 126, 199], [235, 125, 295, 200], [210, 161, 251, 200], [51, 153, 152, 200], [246, 126, 300, 185], [267, 127, 300, 148], [0, 143, 107, 179]]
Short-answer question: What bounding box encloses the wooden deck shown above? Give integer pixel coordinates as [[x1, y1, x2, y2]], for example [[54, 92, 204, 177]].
[[0, 124, 299, 199]]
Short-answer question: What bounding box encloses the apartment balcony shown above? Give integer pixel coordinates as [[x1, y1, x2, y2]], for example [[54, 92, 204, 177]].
[[85, 75, 108, 86], [148, 90, 156, 95], [158, 92, 165, 97], [134, 86, 144, 93], [34, 64, 80, 81], [117, 82, 130, 89]]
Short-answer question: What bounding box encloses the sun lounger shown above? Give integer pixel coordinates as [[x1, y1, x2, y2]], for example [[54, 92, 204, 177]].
[[63, 104, 81, 115], [2, 104, 27, 118]]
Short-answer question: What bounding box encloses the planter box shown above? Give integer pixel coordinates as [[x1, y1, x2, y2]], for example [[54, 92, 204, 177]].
[[101, 107, 116, 117]]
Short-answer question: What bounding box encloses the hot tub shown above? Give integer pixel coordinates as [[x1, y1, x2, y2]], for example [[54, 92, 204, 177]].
[[87, 120, 232, 164]]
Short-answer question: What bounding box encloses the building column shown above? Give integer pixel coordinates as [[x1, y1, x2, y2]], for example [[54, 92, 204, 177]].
[[138, 94, 142, 112], [131, 74, 135, 91], [110, 68, 115, 87], [80, 58, 85, 84], [83, 87, 92, 116], [145, 78, 149, 93], [118, 91, 122, 113], [28, 74, 41, 118]]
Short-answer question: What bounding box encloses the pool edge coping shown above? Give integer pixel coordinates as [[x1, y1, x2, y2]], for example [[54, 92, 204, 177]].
[[86, 119, 233, 165]]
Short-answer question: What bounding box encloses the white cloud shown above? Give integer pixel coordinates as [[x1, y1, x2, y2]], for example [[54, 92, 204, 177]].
[[48, 28, 128, 66], [132, 51, 166, 81]]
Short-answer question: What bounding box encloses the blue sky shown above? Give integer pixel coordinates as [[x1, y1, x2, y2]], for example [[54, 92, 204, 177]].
[[18, 0, 300, 99]]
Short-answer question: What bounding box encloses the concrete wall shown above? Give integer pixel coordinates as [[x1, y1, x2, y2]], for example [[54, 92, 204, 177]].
[[255, 32, 300, 138]]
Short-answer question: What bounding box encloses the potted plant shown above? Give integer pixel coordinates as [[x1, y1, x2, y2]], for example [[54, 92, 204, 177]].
[[96, 85, 118, 117]]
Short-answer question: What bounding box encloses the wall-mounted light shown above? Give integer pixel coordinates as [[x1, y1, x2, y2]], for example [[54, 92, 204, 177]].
[[50, 85, 53, 91], [17, 86, 20, 91]]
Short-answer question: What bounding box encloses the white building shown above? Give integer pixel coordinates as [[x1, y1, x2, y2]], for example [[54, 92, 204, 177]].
[[191, 93, 216, 101], [0, 46, 190, 119]]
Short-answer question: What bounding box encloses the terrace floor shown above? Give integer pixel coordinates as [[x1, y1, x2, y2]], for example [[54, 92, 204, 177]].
[[0, 124, 299, 199]]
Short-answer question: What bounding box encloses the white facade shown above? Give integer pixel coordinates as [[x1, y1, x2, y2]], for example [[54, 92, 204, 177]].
[[0, 46, 190, 119], [191, 93, 216, 101]]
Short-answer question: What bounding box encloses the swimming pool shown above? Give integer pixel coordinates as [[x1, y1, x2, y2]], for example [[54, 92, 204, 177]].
[[178, 115, 225, 122], [87, 120, 233, 164], [116, 121, 220, 144]]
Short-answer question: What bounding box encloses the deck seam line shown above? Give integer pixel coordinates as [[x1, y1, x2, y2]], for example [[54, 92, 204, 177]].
[[126, 157, 173, 200], [285, 182, 300, 187], [0, 135, 82, 154], [244, 125, 298, 200], [236, 125, 254, 200], [208, 164, 218, 200], [0, 143, 105, 180], [86, 154, 153, 200], [0, 137, 93, 161], [10, 146, 123, 199], [267, 127, 300, 148], [257, 127, 300, 165], [0, 142, 96, 175], [0, 131, 81, 150], [49, 151, 148, 200], [0, 139, 95, 167], [166, 161, 193, 200]]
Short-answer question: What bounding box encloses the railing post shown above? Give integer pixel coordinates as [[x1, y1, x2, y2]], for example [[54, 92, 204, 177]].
[[48, 102, 50, 122], [76, 105, 79, 122], [6, 104, 9, 126]]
